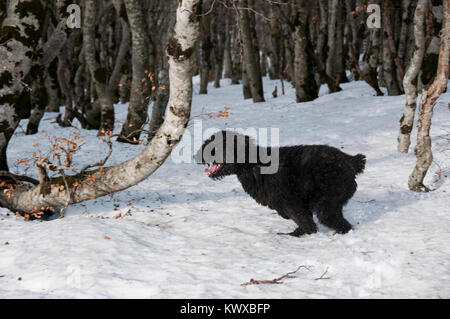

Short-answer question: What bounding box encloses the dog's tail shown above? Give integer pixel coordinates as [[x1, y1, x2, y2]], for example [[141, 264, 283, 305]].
[[351, 154, 366, 175]]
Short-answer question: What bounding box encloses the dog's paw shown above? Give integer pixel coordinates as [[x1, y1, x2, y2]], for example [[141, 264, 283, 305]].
[[277, 228, 314, 237]]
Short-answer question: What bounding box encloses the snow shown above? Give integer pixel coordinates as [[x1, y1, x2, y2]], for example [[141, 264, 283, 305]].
[[1, 78, 449, 298]]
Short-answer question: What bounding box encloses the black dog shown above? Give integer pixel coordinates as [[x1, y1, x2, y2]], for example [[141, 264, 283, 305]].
[[195, 130, 366, 237]]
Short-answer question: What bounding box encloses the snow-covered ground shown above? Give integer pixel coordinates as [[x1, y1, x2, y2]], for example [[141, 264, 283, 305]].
[[1, 78, 449, 298]]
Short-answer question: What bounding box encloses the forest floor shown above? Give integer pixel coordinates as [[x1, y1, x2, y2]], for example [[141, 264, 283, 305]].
[[1, 77, 449, 298]]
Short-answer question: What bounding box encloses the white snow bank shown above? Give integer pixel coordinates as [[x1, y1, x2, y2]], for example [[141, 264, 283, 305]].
[[0, 78, 449, 298]]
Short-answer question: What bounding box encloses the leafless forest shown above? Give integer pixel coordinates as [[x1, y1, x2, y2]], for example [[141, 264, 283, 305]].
[[0, 0, 448, 218]]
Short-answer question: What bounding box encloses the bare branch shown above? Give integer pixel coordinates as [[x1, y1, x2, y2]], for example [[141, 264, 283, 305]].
[[314, 268, 331, 280], [241, 265, 312, 286], [0, 172, 39, 185], [80, 136, 114, 174]]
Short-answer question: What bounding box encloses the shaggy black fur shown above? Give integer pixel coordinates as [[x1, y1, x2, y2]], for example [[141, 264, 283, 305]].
[[195, 130, 366, 237]]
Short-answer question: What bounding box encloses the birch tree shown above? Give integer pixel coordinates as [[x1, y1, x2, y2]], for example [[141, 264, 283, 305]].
[[0, 0, 201, 215], [0, 0, 46, 171], [408, 0, 449, 192], [398, 0, 428, 154]]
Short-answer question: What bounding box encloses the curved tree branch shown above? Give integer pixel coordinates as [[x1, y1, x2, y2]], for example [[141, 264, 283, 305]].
[[0, 0, 201, 214]]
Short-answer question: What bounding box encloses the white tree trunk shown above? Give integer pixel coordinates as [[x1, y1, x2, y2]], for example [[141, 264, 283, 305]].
[[0, 0, 201, 213], [408, 0, 450, 192], [398, 0, 429, 153]]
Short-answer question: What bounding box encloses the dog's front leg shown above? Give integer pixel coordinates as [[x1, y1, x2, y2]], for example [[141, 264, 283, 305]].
[[279, 208, 317, 237]]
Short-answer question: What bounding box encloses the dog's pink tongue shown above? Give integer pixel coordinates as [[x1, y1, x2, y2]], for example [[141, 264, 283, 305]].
[[204, 164, 220, 175]]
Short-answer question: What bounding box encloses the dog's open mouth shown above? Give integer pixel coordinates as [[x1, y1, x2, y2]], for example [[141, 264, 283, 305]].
[[204, 163, 223, 177]]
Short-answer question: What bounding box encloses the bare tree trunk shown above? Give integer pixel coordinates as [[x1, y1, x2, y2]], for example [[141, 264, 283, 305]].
[[83, 0, 115, 134], [293, 0, 319, 102], [398, 0, 428, 154], [148, 0, 177, 141], [242, 69, 252, 99], [268, 3, 281, 80], [335, 0, 346, 83], [211, 6, 225, 88], [109, 0, 131, 91], [223, 10, 233, 79], [316, 0, 328, 74], [26, 77, 48, 135], [362, 25, 383, 95], [118, 0, 153, 143], [249, 0, 264, 86], [408, 0, 449, 192], [0, 0, 202, 214], [382, 1, 402, 95], [45, 66, 61, 113], [119, 73, 130, 103], [260, 51, 268, 78], [325, 0, 343, 92], [345, 0, 360, 80], [57, 49, 76, 126], [326, 0, 338, 78], [418, 0, 443, 91], [0, 0, 45, 171], [398, 0, 413, 67], [237, 0, 265, 102], [231, 26, 242, 85], [199, 2, 213, 94], [384, 0, 405, 83]]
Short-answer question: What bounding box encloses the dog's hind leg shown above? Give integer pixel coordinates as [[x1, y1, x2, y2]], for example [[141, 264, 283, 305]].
[[280, 208, 317, 237], [316, 201, 352, 234]]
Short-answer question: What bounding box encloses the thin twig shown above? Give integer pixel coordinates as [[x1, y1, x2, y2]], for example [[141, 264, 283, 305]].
[[314, 268, 331, 280], [197, 0, 217, 17], [241, 265, 312, 286], [0, 172, 39, 185], [80, 136, 113, 174]]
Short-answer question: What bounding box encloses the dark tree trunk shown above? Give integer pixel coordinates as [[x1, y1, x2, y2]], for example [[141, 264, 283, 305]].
[[325, 0, 344, 92], [268, 3, 281, 80], [148, 0, 177, 141], [26, 76, 48, 135], [293, 0, 319, 102], [231, 25, 242, 85], [212, 6, 225, 88], [83, 0, 115, 134], [382, 0, 403, 95], [199, 1, 213, 94], [237, 0, 265, 102], [118, 0, 153, 143], [223, 10, 233, 79]]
